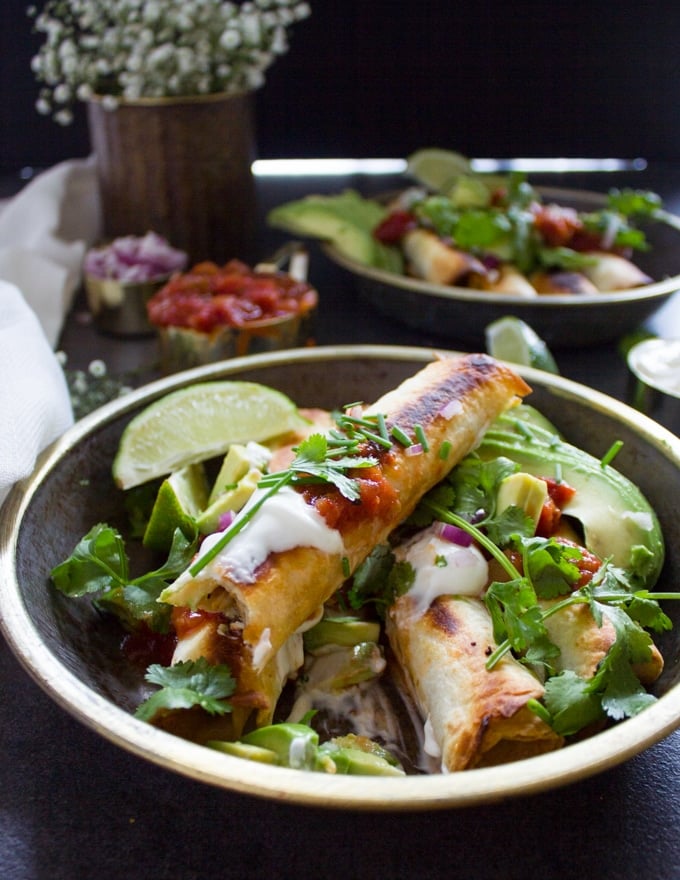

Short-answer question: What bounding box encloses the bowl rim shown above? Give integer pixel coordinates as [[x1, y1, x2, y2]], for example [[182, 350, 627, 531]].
[[322, 185, 680, 308], [2, 343, 680, 811]]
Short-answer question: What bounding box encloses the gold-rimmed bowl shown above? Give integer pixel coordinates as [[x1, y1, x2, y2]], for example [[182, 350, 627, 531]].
[[2, 345, 680, 810], [322, 187, 680, 348]]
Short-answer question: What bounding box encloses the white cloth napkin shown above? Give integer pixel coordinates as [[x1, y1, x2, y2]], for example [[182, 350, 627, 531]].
[[0, 280, 74, 508], [0, 158, 101, 509], [0, 157, 101, 347]]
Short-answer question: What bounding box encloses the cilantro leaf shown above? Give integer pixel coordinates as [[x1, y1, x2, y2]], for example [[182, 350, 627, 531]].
[[626, 595, 673, 633], [606, 188, 663, 218], [348, 544, 414, 618], [51, 523, 129, 596], [485, 505, 533, 547], [595, 649, 656, 721], [269, 432, 378, 502], [447, 455, 518, 522], [541, 670, 604, 736], [485, 576, 546, 654], [135, 658, 235, 723], [52, 524, 197, 632], [519, 536, 582, 599], [581, 601, 657, 723]]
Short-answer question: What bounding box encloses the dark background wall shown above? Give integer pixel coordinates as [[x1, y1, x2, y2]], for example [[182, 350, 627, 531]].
[[2, 1, 680, 173]]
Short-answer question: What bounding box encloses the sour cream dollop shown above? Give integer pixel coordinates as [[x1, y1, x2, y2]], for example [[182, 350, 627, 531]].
[[199, 485, 344, 584], [396, 525, 489, 618]]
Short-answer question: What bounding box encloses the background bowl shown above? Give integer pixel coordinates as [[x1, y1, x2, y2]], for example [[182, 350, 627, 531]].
[[2, 345, 680, 810], [323, 187, 680, 348]]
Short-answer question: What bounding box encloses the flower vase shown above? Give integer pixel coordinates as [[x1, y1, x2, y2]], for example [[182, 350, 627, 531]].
[[87, 91, 257, 264]]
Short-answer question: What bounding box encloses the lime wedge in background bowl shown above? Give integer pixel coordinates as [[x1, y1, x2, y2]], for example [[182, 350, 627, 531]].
[[406, 148, 472, 191]]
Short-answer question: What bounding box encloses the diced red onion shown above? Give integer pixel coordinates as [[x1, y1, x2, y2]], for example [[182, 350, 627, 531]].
[[438, 399, 463, 419], [217, 510, 235, 532], [436, 520, 473, 547], [405, 443, 423, 456], [84, 231, 188, 282]]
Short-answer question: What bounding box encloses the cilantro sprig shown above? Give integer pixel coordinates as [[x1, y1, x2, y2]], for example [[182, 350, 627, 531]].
[[421, 495, 678, 733], [50, 523, 196, 632], [188, 406, 426, 578], [189, 431, 378, 576], [135, 658, 235, 723]]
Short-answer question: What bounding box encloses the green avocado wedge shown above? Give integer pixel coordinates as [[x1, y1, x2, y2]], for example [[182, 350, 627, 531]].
[[267, 189, 403, 273], [476, 407, 664, 588]]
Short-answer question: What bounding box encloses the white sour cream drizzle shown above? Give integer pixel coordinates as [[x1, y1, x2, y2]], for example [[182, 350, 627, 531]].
[[193, 485, 344, 584], [396, 525, 489, 618]]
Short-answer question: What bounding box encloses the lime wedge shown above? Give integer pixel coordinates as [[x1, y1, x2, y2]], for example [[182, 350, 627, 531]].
[[143, 463, 209, 552], [406, 148, 472, 191], [113, 381, 309, 490], [485, 316, 559, 374]]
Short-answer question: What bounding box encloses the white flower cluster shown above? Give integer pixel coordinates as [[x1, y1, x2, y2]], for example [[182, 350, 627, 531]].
[[28, 0, 311, 124]]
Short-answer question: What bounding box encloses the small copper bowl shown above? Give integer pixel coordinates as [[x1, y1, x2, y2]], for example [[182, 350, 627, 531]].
[[84, 274, 171, 337]]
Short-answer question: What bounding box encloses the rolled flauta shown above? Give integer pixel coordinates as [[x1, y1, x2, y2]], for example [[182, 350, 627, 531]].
[[387, 593, 564, 771], [161, 354, 531, 728], [402, 229, 486, 285], [540, 599, 663, 685]]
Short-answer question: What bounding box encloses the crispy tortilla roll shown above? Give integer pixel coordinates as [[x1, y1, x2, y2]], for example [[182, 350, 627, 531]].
[[540, 600, 664, 686], [402, 229, 486, 285], [472, 265, 539, 297], [387, 595, 563, 770], [580, 252, 652, 291], [161, 354, 530, 726]]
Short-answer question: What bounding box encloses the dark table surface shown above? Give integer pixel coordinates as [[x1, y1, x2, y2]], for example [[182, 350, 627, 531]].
[[3, 163, 680, 880]]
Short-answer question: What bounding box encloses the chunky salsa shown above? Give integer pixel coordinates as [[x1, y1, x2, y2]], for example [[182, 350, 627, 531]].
[[147, 259, 318, 333]]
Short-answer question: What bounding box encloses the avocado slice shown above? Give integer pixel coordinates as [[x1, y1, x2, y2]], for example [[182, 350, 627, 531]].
[[476, 407, 664, 587], [207, 740, 279, 765], [240, 723, 319, 770], [268, 190, 403, 272], [303, 616, 381, 652], [318, 744, 405, 776]]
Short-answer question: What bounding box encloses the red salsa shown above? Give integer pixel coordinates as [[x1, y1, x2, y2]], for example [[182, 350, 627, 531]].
[[147, 259, 318, 333]]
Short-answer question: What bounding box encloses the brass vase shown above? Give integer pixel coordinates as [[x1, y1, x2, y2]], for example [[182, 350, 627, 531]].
[[87, 91, 257, 264]]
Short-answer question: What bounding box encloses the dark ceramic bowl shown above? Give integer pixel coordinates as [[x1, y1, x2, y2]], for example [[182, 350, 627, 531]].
[[323, 188, 680, 348], [2, 345, 680, 809]]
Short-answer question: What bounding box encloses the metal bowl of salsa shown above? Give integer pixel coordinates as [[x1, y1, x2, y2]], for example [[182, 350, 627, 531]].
[[147, 256, 318, 373]]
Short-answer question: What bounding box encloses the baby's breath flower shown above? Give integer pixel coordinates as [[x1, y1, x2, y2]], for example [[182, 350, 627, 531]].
[[54, 108, 74, 125], [58, 353, 135, 420], [28, 0, 311, 124]]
